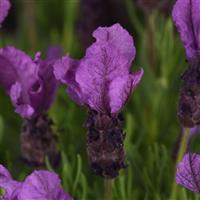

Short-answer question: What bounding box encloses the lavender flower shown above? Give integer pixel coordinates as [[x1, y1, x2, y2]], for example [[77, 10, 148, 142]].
[[0, 164, 73, 200], [172, 0, 200, 127], [0, 46, 61, 165], [0, 0, 10, 25], [176, 153, 200, 194], [0, 46, 59, 118], [54, 23, 143, 178]]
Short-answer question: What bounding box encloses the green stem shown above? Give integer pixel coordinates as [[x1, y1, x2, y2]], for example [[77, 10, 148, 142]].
[[169, 128, 190, 200], [104, 179, 113, 200]]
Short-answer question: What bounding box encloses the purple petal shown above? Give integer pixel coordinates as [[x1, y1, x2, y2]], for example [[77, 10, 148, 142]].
[[109, 68, 144, 113], [0, 0, 10, 25], [75, 24, 142, 113], [0, 164, 11, 182], [172, 0, 200, 59], [0, 47, 59, 118], [19, 170, 73, 200], [92, 23, 136, 65], [176, 153, 200, 194], [0, 165, 21, 200], [46, 46, 63, 61], [0, 47, 39, 118], [53, 24, 143, 113], [53, 55, 83, 104]]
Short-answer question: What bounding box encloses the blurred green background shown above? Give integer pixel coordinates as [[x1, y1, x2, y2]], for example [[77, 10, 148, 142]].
[[0, 0, 199, 199]]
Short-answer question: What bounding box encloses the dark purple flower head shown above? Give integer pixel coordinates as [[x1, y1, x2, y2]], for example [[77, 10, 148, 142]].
[[0, 46, 60, 119], [176, 153, 200, 194], [0, 165, 73, 200], [172, 0, 200, 59], [54, 23, 143, 114], [0, 0, 10, 25], [54, 24, 143, 178]]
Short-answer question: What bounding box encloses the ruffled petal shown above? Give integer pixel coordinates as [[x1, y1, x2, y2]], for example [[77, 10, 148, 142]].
[[172, 0, 200, 59], [109, 68, 144, 113], [53, 55, 83, 104], [75, 24, 141, 113], [20, 170, 73, 200], [0, 47, 59, 118], [53, 24, 143, 113]]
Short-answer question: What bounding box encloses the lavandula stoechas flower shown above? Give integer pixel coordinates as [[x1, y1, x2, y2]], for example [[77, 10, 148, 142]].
[[0, 164, 73, 200], [0, 46, 62, 165], [54, 24, 144, 178], [0, 0, 10, 26], [172, 0, 200, 128]]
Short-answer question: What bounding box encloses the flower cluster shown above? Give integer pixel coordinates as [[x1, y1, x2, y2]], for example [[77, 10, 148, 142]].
[[0, 1, 144, 199], [0, 164, 73, 200]]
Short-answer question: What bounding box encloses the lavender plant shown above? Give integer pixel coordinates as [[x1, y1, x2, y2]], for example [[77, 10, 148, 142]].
[[1, 0, 198, 199], [0, 46, 62, 165], [53, 23, 143, 179]]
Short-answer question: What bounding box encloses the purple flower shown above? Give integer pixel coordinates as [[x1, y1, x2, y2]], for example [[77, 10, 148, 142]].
[[0, 46, 60, 118], [172, 0, 200, 127], [0, 164, 73, 200], [54, 23, 143, 114], [176, 153, 200, 194], [53, 23, 143, 178], [0, 0, 10, 25], [172, 0, 200, 59]]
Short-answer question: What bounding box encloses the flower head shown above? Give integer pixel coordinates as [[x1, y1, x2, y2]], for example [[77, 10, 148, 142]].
[[54, 23, 143, 114], [54, 23, 143, 178], [172, 0, 200, 60], [0, 164, 73, 200], [0, 0, 10, 25], [172, 0, 200, 127], [0, 46, 61, 119]]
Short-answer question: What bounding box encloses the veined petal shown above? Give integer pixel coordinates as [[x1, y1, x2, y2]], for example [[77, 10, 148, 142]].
[[172, 0, 200, 59], [75, 24, 141, 113], [176, 153, 200, 194], [53, 55, 83, 104], [53, 24, 143, 113], [0, 47, 59, 118], [20, 170, 73, 200], [109, 68, 144, 113]]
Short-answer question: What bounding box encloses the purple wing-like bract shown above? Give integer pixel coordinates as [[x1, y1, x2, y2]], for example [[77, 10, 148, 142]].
[[176, 153, 200, 194], [53, 23, 143, 113], [0, 46, 60, 118], [172, 0, 200, 59], [0, 165, 73, 200]]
